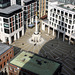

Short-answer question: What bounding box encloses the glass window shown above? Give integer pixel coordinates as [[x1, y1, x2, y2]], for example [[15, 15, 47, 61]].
[[3, 18, 8, 23], [4, 29, 9, 34], [4, 23, 9, 28]]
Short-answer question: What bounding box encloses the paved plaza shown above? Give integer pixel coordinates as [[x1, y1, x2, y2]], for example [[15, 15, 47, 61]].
[[11, 26, 75, 75]]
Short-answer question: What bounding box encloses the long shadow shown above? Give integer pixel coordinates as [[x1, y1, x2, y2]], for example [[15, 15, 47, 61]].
[[39, 31, 75, 75]]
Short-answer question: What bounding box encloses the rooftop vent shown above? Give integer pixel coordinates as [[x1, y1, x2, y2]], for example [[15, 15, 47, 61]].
[[24, 55, 27, 56], [36, 59, 42, 65], [44, 61, 47, 63], [22, 58, 25, 62], [29, 56, 33, 59], [67, 6, 70, 8]]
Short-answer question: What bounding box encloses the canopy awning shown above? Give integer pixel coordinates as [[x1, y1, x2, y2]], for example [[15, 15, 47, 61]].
[[34, 21, 40, 24], [28, 24, 34, 27], [40, 15, 47, 19]]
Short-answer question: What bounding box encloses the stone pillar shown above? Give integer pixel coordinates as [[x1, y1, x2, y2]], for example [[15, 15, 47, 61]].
[[18, 32, 20, 39], [58, 31, 60, 39], [69, 36, 71, 44], [22, 29, 24, 36], [14, 34, 16, 41], [30, 18, 31, 24], [53, 28, 54, 36], [42, 22, 45, 31], [63, 33, 65, 41], [9, 37, 12, 44], [26, 20, 28, 29]]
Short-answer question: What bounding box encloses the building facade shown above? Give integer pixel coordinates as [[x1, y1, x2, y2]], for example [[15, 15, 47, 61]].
[[37, 0, 47, 19], [0, 43, 14, 71], [23, 0, 37, 28], [11, 0, 37, 29], [42, 2, 75, 44], [0, 5, 24, 44], [8, 51, 62, 75]]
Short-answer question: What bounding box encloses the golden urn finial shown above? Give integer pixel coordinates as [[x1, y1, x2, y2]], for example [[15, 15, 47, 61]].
[[36, 12, 37, 16]]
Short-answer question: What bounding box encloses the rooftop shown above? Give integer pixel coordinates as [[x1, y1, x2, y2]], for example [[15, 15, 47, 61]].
[[9, 51, 61, 75], [23, 0, 36, 5], [59, 4, 75, 12], [23, 0, 32, 3], [0, 4, 22, 14], [0, 43, 11, 55]]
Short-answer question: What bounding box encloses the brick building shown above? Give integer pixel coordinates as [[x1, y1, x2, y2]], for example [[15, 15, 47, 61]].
[[0, 43, 14, 71], [8, 51, 62, 75]]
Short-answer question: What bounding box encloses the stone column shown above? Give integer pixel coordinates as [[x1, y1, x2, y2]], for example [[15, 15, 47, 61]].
[[69, 36, 71, 44], [18, 32, 20, 39], [14, 34, 16, 41], [42, 22, 45, 31], [22, 29, 24, 36], [53, 28, 54, 36], [58, 31, 60, 39], [9, 37, 12, 44], [63, 33, 65, 41]]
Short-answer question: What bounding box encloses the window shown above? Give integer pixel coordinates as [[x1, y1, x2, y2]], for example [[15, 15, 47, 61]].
[[69, 20, 72, 24], [4, 23, 9, 28], [3, 18, 8, 23], [68, 30, 70, 34], [68, 25, 71, 29], [66, 19, 68, 23], [61, 11, 64, 16], [10, 57, 12, 59], [0, 59, 1, 62], [4, 29, 9, 34], [72, 26, 74, 29], [69, 14, 72, 19], [7, 59, 8, 62], [65, 29, 67, 32], [65, 24, 67, 27], [10, 51, 12, 54], [7, 54, 8, 56], [4, 62, 5, 66], [0, 64, 2, 69], [3, 56, 5, 59]]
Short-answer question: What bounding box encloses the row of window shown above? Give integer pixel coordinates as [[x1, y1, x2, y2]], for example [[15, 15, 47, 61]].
[[4, 18, 23, 28], [0, 51, 12, 62], [50, 8, 75, 19], [4, 22, 23, 34], [50, 17, 75, 26], [49, 21, 74, 34], [0, 57, 12, 70]]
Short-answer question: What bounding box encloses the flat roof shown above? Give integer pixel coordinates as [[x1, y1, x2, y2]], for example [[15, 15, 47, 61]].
[[0, 4, 22, 14], [10, 51, 61, 75], [58, 4, 75, 12], [23, 0, 32, 3], [23, 0, 36, 5], [0, 43, 11, 55]]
